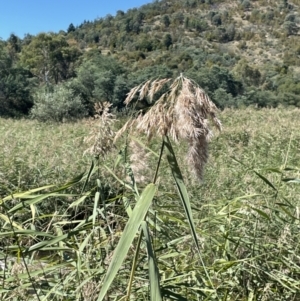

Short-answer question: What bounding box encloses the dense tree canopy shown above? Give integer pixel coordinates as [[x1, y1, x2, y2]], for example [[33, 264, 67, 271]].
[[0, 42, 36, 116], [20, 33, 82, 84], [1, 0, 300, 118]]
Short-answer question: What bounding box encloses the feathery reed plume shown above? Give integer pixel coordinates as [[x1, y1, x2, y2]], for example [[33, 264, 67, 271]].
[[129, 140, 151, 183], [84, 102, 116, 157], [116, 74, 222, 180]]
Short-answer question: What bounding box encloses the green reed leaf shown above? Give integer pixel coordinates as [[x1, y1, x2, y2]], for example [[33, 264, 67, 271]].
[[97, 183, 157, 301], [141, 221, 162, 301]]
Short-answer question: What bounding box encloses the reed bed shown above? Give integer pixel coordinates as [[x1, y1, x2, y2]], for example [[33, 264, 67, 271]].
[[0, 105, 299, 300]]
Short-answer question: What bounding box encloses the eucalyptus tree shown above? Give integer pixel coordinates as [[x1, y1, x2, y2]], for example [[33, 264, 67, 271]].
[[20, 33, 82, 84]]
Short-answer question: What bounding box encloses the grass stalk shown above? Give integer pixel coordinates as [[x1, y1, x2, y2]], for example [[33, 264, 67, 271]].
[[153, 138, 165, 184], [2, 203, 41, 301], [164, 135, 218, 298], [125, 230, 143, 301]]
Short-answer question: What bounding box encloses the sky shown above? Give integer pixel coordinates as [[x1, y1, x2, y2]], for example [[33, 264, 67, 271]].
[[0, 0, 152, 40]]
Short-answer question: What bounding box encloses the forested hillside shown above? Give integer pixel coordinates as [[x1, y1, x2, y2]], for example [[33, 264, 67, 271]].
[[1, 0, 300, 118]]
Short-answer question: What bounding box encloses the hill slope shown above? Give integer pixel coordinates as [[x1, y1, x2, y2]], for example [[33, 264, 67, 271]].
[[1, 0, 300, 117]]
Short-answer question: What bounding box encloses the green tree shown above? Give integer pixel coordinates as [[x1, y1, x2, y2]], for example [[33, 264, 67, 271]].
[[113, 75, 130, 108], [128, 65, 173, 88], [30, 83, 88, 122], [162, 15, 171, 28], [94, 70, 116, 102], [0, 43, 35, 116], [213, 87, 235, 109], [173, 12, 184, 26], [243, 89, 278, 107], [241, 0, 251, 11], [187, 65, 243, 107], [279, 92, 300, 106], [69, 52, 125, 112], [233, 59, 262, 87], [280, 0, 289, 9], [163, 34, 173, 50], [283, 21, 298, 36], [22, 33, 33, 46], [67, 23, 76, 33], [137, 35, 154, 51], [20, 33, 82, 84], [7, 33, 21, 61], [212, 14, 222, 26]]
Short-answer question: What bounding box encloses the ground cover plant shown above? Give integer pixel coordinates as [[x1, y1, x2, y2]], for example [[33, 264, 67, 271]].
[[0, 102, 299, 300]]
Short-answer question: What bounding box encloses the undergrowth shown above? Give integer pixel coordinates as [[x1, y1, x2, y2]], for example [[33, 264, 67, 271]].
[[0, 105, 299, 300]]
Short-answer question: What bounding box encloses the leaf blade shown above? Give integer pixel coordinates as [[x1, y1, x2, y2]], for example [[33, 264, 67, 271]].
[[97, 183, 157, 301], [141, 221, 162, 301]]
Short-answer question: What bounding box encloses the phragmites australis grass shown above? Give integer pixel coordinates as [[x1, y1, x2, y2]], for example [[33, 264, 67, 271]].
[[129, 140, 152, 183], [84, 102, 116, 157], [116, 74, 222, 180]]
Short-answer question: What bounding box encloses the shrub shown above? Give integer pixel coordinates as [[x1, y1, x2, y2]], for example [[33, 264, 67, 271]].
[[241, 0, 251, 10], [212, 14, 222, 26], [30, 84, 88, 122]]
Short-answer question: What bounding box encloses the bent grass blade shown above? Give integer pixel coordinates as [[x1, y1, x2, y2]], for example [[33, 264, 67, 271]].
[[97, 183, 157, 301], [164, 136, 217, 296]]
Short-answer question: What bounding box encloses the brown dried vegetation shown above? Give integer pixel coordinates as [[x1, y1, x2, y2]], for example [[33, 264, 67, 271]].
[[84, 102, 116, 157], [117, 75, 222, 180]]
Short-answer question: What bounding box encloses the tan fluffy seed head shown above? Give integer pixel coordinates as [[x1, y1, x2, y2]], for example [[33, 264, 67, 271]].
[[139, 79, 152, 100], [129, 140, 151, 183], [116, 74, 222, 180], [124, 84, 142, 105], [84, 102, 116, 157], [148, 78, 171, 102]]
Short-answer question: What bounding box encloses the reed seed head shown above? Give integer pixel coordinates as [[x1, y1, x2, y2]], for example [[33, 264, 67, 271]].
[[129, 139, 151, 183], [116, 74, 222, 180], [84, 102, 116, 157]]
